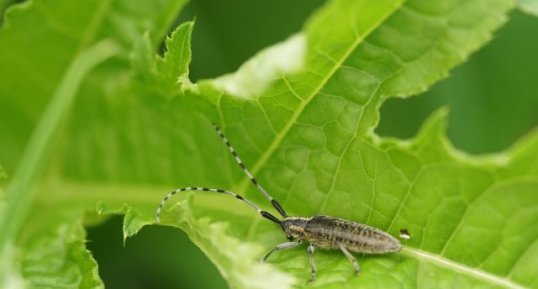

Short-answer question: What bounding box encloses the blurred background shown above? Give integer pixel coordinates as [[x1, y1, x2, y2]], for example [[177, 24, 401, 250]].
[[1, 0, 535, 288]]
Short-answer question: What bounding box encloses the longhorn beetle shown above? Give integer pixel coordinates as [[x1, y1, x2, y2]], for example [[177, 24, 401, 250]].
[[156, 124, 410, 282]]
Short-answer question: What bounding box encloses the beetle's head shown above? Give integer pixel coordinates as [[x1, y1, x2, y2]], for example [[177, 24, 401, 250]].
[[281, 217, 308, 240]]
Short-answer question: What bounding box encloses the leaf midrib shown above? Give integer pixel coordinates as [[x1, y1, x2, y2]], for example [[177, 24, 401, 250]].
[[402, 247, 527, 289]]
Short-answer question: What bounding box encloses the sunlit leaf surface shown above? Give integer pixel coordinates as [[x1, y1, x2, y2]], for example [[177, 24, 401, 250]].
[[3, 0, 538, 289]]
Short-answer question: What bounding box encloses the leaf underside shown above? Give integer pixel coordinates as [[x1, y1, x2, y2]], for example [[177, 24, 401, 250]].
[[2, 0, 538, 289]]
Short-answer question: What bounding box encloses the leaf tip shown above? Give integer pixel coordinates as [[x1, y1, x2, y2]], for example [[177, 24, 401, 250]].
[[163, 21, 195, 79], [418, 106, 450, 138]]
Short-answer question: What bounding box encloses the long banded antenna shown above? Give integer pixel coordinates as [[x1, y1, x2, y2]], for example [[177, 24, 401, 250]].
[[213, 124, 288, 218], [155, 187, 281, 224]]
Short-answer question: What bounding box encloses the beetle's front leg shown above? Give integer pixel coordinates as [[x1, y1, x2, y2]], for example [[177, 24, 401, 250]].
[[261, 240, 302, 262]]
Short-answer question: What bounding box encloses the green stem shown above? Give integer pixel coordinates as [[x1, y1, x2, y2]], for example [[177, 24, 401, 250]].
[[0, 39, 121, 251]]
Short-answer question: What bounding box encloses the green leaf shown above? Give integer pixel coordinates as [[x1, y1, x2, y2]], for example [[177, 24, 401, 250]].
[[4, 0, 538, 289], [377, 9, 538, 155]]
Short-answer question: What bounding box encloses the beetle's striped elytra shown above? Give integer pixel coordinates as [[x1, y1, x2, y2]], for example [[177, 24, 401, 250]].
[[282, 216, 401, 254], [156, 124, 409, 282]]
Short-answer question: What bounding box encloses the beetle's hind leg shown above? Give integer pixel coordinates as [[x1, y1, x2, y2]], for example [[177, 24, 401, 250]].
[[338, 244, 361, 275]]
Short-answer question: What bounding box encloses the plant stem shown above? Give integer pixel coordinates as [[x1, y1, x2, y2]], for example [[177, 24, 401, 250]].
[[0, 39, 121, 252]]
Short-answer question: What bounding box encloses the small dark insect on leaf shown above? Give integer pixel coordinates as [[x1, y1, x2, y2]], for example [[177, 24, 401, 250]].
[[156, 124, 410, 282], [400, 228, 411, 240]]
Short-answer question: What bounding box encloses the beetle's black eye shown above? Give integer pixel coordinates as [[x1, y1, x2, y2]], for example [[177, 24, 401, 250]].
[[287, 235, 293, 241]]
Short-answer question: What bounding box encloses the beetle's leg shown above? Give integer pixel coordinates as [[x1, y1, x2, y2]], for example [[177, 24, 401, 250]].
[[261, 240, 302, 262], [338, 244, 361, 275], [307, 244, 316, 282]]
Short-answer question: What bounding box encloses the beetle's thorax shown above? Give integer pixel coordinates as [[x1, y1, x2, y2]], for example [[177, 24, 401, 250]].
[[281, 217, 309, 239]]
